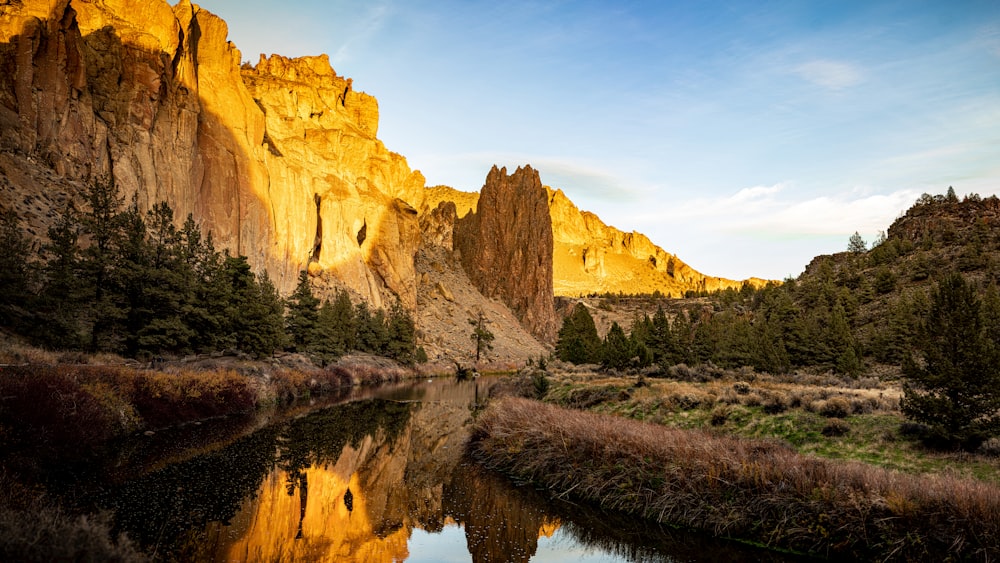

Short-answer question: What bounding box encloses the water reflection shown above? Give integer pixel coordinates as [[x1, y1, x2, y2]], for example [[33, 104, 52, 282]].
[[94, 378, 802, 562]]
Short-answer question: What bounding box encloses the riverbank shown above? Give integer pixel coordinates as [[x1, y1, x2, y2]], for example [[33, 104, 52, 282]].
[[469, 396, 1000, 560], [0, 353, 417, 457]]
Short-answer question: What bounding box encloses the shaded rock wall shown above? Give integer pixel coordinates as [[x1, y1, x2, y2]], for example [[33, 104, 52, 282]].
[[455, 165, 556, 342]]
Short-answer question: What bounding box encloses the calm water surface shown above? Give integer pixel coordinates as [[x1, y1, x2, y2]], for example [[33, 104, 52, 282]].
[[59, 377, 802, 562]]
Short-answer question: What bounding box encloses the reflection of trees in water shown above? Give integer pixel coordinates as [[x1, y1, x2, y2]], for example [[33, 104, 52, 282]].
[[99, 399, 411, 560], [95, 385, 793, 562]]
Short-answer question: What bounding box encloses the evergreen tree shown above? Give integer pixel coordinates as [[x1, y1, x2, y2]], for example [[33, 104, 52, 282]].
[[135, 202, 195, 355], [902, 273, 1000, 449], [313, 291, 355, 365], [355, 301, 389, 354], [38, 205, 84, 347], [79, 177, 125, 352], [601, 321, 633, 370], [647, 306, 675, 365], [469, 312, 495, 363], [0, 209, 34, 328], [285, 271, 320, 352], [386, 302, 416, 365], [848, 231, 867, 253], [555, 303, 601, 364]]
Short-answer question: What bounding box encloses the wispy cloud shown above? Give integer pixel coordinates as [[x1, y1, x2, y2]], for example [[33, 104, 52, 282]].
[[447, 152, 648, 202], [637, 183, 918, 238], [793, 59, 864, 90], [331, 3, 392, 65]]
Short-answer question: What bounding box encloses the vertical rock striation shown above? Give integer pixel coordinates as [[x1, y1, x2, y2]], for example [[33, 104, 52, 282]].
[[455, 165, 556, 342]]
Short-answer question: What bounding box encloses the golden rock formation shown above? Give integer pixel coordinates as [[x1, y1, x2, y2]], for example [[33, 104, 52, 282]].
[[0, 0, 422, 309], [423, 185, 770, 298]]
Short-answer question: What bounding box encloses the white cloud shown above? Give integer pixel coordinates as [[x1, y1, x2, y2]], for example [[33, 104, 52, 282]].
[[794, 59, 864, 90], [636, 184, 918, 238]]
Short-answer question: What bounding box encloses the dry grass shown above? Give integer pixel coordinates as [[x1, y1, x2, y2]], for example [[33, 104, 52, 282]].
[[470, 397, 1000, 560]]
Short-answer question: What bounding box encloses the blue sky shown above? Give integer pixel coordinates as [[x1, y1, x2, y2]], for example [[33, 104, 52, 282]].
[[197, 0, 1000, 280]]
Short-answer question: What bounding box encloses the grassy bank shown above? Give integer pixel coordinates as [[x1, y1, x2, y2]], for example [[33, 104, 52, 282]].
[[544, 367, 1000, 482], [0, 359, 413, 455], [470, 396, 1000, 560]]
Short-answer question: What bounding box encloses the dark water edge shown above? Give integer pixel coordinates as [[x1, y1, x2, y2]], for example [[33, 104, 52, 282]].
[[27, 377, 816, 562]]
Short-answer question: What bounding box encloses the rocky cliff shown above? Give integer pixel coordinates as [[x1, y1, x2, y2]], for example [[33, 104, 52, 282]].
[[0, 0, 421, 309], [455, 165, 557, 342], [425, 185, 769, 298]]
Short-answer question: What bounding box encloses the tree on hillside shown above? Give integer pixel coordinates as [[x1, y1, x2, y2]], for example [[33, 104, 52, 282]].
[[386, 302, 416, 365], [848, 231, 867, 254], [469, 312, 495, 363], [285, 271, 320, 351], [555, 303, 601, 364], [80, 177, 126, 352], [0, 209, 34, 328], [901, 273, 1000, 450], [601, 322, 634, 371]]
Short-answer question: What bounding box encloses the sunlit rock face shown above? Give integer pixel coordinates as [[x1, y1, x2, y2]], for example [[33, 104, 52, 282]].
[[422, 184, 770, 298], [455, 165, 557, 342], [547, 187, 772, 296], [0, 0, 421, 308]]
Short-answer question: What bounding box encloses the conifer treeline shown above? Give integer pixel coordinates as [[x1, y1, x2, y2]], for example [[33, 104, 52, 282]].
[[0, 179, 417, 364], [558, 280, 910, 376]]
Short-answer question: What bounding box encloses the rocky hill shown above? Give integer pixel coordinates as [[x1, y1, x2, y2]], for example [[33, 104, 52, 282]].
[[425, 185, 770, 298]]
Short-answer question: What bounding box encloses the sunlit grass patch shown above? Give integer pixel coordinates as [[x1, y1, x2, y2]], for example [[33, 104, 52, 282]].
[[471, 397, 1000, 560]]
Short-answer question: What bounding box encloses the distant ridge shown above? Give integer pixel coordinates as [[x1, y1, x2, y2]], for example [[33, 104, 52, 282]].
[[423, 184, 772, 297]]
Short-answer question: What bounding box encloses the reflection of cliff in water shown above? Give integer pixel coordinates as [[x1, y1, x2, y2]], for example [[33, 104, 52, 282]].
[[100, 378, 801, 562], [190, 378, 559, 562]]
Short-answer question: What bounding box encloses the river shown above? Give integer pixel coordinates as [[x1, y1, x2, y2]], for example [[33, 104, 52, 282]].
[[53, 376, 803, 561]]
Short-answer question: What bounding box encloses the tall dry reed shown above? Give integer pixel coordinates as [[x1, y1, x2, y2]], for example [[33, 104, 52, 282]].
[[470, 397, 1000, 560]]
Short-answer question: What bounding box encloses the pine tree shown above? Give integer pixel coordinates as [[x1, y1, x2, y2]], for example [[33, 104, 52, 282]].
[[37, 205, 84, 347], [313, 292, 355, 365], [80, 177, 126, 352], [902, 273, 1000, 449], [555, 303, 601, 364], [285, 271, 320, 352], [386, 302, 416, 365], [469, 312, 495, 363], [601, 322, 633, 370], [355, 301, 388, 354], [847, 231, 867, 253], [135, 202, 195, 355], [0, 209, 34, 328]]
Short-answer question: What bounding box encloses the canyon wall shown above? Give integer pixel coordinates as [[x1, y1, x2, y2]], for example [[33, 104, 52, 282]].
[[0, 0, 421, 309]]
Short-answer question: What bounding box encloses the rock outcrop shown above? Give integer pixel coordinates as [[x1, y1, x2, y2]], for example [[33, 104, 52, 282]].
[[455, 165, 557, 342], [0, 0, 421, 309], [425, 184, 770, 298]]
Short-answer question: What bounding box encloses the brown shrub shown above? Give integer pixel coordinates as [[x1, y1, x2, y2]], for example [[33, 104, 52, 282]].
[[822, 418, 851, 437], [818, 397, 851, 418], [710, 404, 730, 426], [470, 397, 1000, 560], [761, 392, 788, 414], [0, 365, 120, 449]]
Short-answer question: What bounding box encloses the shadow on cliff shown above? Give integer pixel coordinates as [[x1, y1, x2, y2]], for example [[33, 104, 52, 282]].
[[0, 0, 418, 307]]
